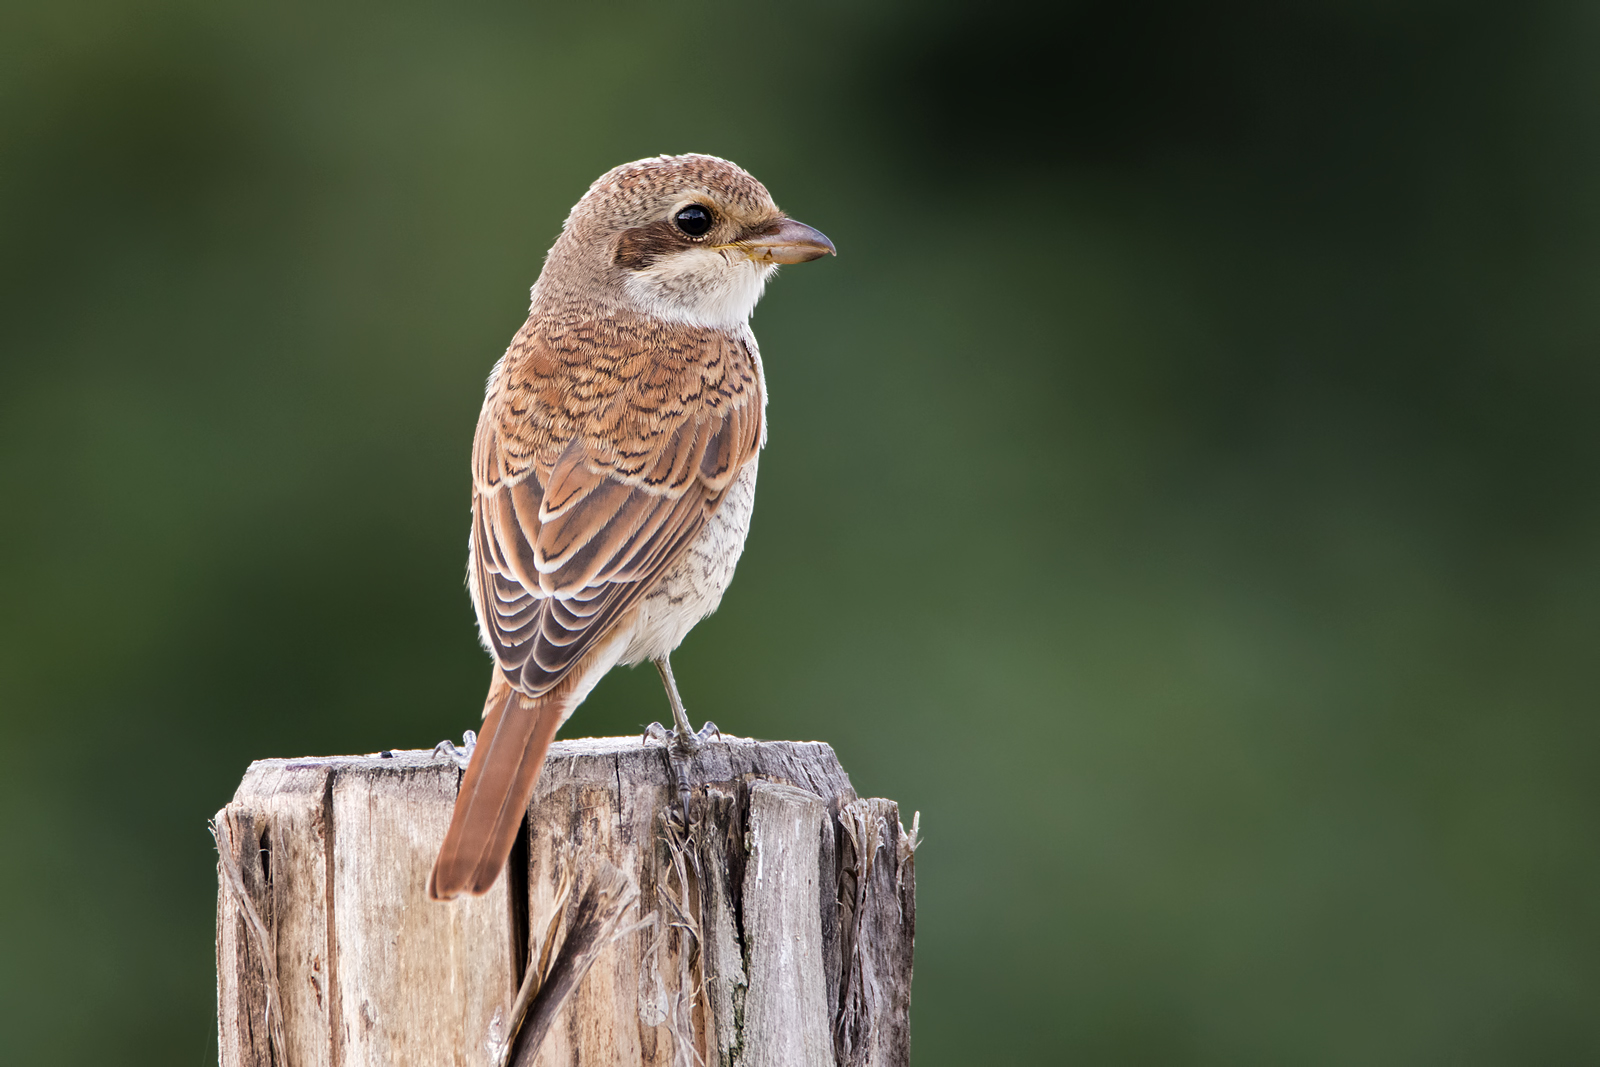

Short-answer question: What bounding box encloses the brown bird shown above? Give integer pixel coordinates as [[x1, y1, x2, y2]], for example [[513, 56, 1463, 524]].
[[428, 154, 834, 900]]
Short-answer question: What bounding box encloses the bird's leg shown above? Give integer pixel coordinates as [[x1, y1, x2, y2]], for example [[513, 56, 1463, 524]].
[[653, 656, 697, 751], [649, 656, 723, 752], [652, 656, 696, 824], [643, 656, 723, 829], [433, 728, 477, 770]]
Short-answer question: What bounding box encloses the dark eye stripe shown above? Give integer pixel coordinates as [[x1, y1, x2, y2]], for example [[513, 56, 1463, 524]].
[[614, 220, 687, 270]]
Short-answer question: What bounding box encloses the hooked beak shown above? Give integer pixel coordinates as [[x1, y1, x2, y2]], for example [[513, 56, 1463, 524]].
[[730, 218, 836, 264]]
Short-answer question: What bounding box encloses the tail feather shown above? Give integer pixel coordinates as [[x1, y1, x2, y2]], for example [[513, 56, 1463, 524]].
[[429, 678, 566, 900]]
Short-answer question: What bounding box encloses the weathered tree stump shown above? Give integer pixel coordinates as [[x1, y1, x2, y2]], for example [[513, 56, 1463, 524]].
[[215, 736, 916, 1067]]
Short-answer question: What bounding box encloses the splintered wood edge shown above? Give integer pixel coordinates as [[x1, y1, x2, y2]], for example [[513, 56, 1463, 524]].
[[219, 737, 912, 1066]]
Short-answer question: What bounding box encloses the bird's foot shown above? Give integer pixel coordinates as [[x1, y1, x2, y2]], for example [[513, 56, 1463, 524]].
[[433, 729, 477, 770], [641, 721, 720, 831], [641, 719, 721, 757], [690, 719, 721, 748]]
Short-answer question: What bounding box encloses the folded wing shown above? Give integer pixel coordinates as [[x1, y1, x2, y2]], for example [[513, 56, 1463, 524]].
[[471, 321, 763, 696]]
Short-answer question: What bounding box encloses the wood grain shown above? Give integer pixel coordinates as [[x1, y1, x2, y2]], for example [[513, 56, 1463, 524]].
[[217, 736, 915, 1067], [740, 781, 833, 1067]]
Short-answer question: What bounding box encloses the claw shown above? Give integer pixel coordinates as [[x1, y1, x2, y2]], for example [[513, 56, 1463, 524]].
[[642, 724, 700, 828], [640, 706, 724, 830], [642, 720, 721, 755], [433, 728, 477, 770]]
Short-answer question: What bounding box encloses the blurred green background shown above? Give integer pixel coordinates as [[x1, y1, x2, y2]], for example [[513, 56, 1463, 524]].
[[3, 0, 1598, 1063]]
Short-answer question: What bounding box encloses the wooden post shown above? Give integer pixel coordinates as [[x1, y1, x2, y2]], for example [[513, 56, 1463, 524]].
[[215, 736, 916, 1067]]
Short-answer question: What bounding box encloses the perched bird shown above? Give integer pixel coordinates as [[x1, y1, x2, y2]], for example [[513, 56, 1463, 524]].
[[428, 154, 834, 900]]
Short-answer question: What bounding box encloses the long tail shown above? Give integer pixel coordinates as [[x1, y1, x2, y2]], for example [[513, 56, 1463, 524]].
[[428, 676, 567, 900]]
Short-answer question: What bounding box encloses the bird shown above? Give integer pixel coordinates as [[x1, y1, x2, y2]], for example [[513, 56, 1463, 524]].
[[428, 154, 834, 901]]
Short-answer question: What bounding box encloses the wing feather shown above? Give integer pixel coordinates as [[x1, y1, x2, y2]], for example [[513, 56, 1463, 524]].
[[470, 320, 762, 697]]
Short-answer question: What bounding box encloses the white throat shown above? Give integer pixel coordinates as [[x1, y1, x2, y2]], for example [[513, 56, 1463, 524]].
[[622, 248, 777, 330]]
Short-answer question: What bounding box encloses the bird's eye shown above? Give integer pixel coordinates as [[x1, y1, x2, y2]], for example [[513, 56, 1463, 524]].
[[674, 204, 713, 237]]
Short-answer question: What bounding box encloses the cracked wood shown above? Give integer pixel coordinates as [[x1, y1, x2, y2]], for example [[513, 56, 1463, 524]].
[[217, 736, 916, 1067]]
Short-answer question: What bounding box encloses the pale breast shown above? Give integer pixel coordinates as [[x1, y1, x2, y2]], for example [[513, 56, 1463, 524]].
[[620, 457, 759, 666]]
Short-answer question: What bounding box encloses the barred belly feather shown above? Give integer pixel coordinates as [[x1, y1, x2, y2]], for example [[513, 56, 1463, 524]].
[[623, 456, 758, 665]]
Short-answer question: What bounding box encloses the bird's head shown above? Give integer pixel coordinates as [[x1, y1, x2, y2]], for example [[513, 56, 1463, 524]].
[[534, 154, 835, 330]]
